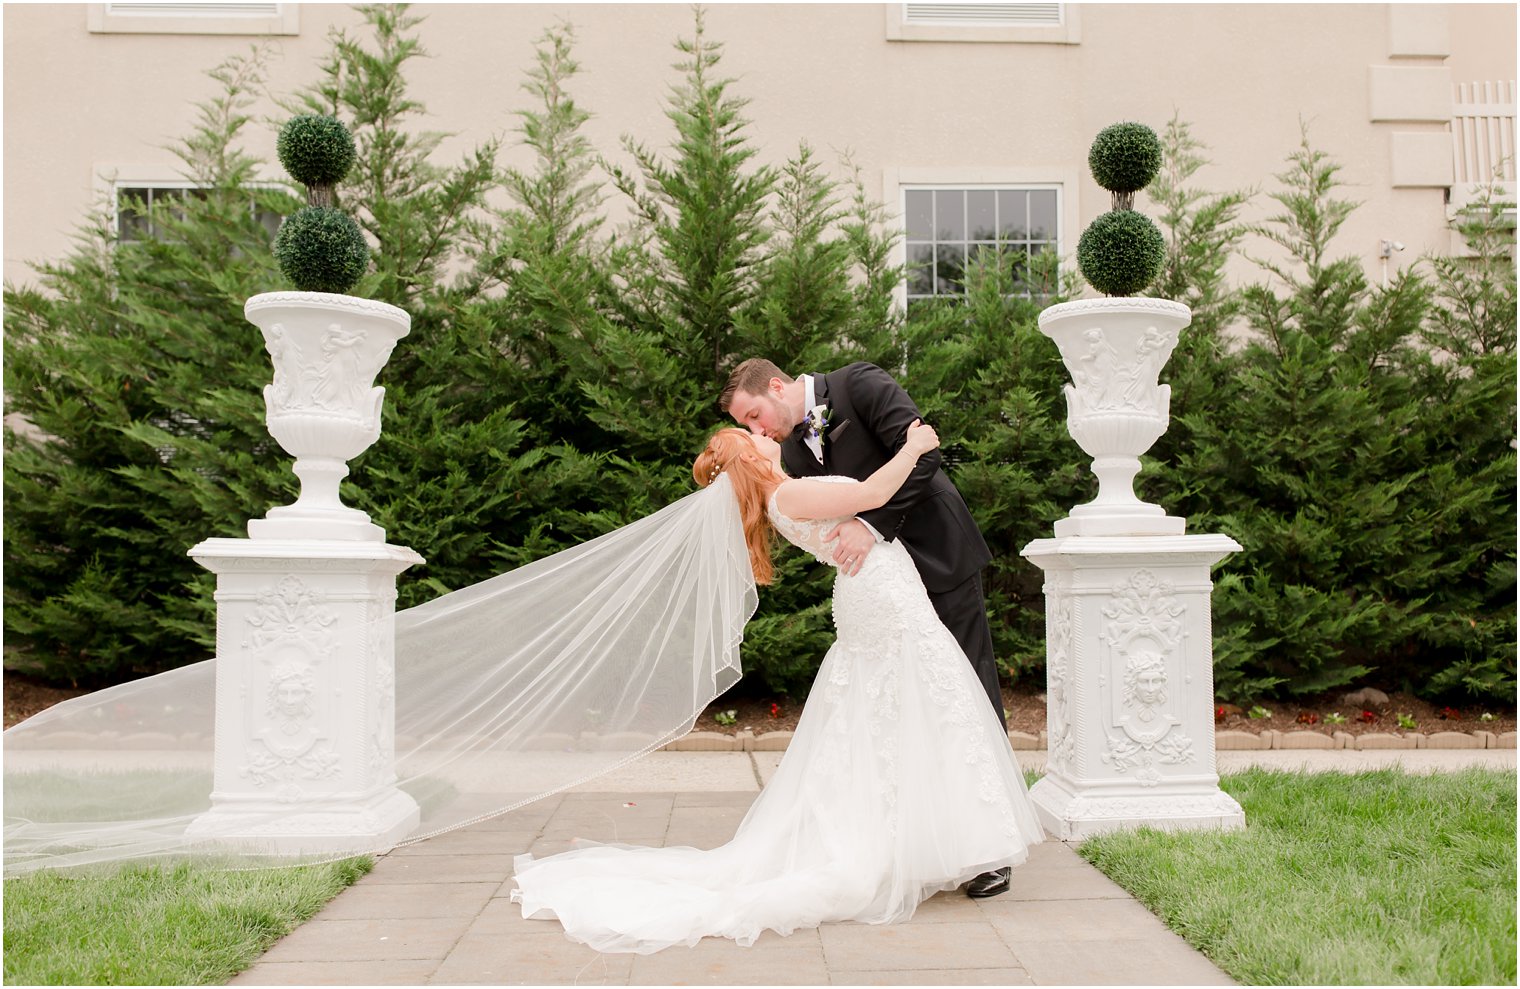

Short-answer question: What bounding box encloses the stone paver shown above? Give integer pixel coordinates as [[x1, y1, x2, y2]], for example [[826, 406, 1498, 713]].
[[627, 929, 829, 986], [240, 748, 1520, 985], [250, 916, 470, 965], [231, 959, 439, 985], [390, 829, 537, 856], [430, 930, 634, 986], [819, 921, 1021, 972], [979, 896, 1174, 942], [830, 968, 1035, 986], [314, 881, 497, 921], [1004, 842, 1133, 901], [360, 853, 520, 886], [1004, 937, 1235, 985], [232, 780, 1240, 985]]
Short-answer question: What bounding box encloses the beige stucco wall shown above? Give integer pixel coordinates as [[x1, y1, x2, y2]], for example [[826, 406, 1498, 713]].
[[4, 3, 1515, 293]]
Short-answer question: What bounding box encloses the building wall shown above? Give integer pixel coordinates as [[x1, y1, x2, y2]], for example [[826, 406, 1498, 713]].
[[4, 3, 1514, 294]]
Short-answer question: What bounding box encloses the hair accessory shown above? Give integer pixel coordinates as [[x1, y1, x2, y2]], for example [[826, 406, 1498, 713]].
[[707, 463, 724, 484]]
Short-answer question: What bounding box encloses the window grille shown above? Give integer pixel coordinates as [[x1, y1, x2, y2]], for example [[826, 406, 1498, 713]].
[[903, 3, 1062, 26], [89, 2, 296, 35], [903, 187, 1060, 304], [105, 2, 280, 16], [115, 184, 283, 244]]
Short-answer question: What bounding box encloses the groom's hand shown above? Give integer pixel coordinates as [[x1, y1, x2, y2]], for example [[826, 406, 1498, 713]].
[[826, 519, 876, 576]]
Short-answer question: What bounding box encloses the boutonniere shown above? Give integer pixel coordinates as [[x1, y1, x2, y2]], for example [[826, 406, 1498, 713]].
[[802, 403, 831, 443]]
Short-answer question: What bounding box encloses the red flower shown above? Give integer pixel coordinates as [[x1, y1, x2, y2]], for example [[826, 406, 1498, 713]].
[[1357, 709, 1378, 723], [1296, 711, 1320, 725], [769, 702, 781, 719], [1439, 706, 1461, 721], [1214, 706, 1226, 722]]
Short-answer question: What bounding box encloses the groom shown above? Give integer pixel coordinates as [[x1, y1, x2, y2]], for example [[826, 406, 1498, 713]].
[[721, 358, 1012, 899]]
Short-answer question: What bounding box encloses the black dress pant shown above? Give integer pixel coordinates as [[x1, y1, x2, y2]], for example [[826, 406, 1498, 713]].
[[926, 570, 1005, 730]]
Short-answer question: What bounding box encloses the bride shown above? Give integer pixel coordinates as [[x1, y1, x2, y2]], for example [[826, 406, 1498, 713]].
[[510, 422, 1044, 953]]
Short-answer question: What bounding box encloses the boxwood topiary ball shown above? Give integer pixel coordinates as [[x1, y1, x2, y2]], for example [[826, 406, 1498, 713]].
[[1088, 122, 1163, 194], [1077, 209, 1165, 297], [274, 206, 370, 294], [277, 115, 357, 189]]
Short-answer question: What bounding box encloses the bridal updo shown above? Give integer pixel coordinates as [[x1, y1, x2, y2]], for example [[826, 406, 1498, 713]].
[[694, 428, 777, 585]]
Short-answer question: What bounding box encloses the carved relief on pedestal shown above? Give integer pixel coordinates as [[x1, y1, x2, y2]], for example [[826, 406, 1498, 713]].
[[1099, 570, 1195, 784], [240, 575, 343, 790], [367, 595, 398, 787], [1045, 578, 1077, 777]]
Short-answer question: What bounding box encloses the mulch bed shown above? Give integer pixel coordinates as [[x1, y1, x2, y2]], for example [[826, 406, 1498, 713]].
[[691, 684, 1515, 739], [6, 671, 1513, 739], [4, 672, 89, 730], [1212, 690, 1515, 737]]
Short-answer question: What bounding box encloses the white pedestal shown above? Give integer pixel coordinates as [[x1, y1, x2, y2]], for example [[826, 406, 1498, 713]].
[[184, 537, 424, 854], [1020, 534, 1246, 840]]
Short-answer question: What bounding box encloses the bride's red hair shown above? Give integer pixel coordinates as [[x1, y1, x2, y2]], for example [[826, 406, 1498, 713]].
[[694, 428, 778, 585]]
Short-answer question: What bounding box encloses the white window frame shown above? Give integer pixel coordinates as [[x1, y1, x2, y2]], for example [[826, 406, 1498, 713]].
[[884, 3, 1080, 44], [88, 2, 299, 36], [99, 166, 288, 241], [884, 166, 1080, 312]]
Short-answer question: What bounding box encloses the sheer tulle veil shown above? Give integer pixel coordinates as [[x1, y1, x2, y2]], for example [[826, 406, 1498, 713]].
[[4, 475, 757, 876]]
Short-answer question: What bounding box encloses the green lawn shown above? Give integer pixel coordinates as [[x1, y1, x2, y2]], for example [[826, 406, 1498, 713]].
[[1079, 767, 1517, 986], [3, 857, 371, 985]]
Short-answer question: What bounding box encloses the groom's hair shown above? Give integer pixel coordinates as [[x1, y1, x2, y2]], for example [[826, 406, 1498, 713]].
[[720, 358, 792, 413]]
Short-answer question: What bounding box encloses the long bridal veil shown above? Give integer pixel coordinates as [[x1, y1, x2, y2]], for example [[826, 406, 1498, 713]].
[[4, 475, 757, 876]]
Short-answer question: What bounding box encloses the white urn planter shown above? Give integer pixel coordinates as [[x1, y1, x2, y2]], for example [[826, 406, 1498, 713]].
[[1023, 296, 1244, 839], [186, 291, 422, 855], [1038, 297, 1190, 537], [244, 291, 411, 542]]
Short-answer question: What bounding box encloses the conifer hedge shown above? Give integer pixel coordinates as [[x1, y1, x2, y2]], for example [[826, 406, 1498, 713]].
[[5, 9, 1513, 705]]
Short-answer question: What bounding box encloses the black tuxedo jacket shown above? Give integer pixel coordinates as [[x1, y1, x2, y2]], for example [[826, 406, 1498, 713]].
[[781, 362, 992, 593]]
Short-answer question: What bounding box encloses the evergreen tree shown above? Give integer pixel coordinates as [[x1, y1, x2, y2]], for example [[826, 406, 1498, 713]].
[[1145, 114, 1252, 340], [563, 10, 901, 695], [1406, 185, 1516, 699], [1139, 117, 1259, 694], [280, 6, 596, 599], [5, 49, 299, 683], [1185, 128, 1514, 701], [584, 7, 775, 478], [288, 4, 498, 314]]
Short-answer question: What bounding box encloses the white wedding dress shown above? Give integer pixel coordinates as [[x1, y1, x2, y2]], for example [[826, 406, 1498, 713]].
[[510, 477, 1045, 953]]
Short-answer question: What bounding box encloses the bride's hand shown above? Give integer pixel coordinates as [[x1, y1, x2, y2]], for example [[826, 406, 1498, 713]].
[[902, 419, 939, 457]]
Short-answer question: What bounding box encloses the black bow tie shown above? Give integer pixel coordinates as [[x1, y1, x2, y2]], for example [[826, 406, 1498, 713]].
[[800, 406, 830, 436]]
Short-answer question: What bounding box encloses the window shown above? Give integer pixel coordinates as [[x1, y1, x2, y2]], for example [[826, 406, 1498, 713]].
[[885, 2, 1079, 44], [115, 183, 283, 243], [88, 2, 299, 36], [903, 187, 1060, 304], [904, 3, 1061, 26]]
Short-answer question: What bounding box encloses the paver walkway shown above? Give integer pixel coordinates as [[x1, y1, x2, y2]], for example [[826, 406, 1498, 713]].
[[232, 749, 1513, 986]]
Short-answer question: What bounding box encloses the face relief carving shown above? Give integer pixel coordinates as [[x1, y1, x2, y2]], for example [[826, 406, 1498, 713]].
[[268, 661, 316, 728], [1123, 650, 1168, 717]]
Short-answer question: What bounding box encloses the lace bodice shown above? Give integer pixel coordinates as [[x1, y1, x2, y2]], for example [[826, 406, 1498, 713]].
[[766, 477, 857, 566]]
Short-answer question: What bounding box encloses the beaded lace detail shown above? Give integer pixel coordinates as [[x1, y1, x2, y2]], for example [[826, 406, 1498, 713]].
[[767, 479, 1019, 838]]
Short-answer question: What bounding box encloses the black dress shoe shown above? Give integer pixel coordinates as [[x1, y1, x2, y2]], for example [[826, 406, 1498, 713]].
[[966, 867, 1011, 898]]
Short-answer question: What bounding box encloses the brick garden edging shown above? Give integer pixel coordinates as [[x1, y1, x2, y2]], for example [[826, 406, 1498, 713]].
[[662, 729, 1518, 752]]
